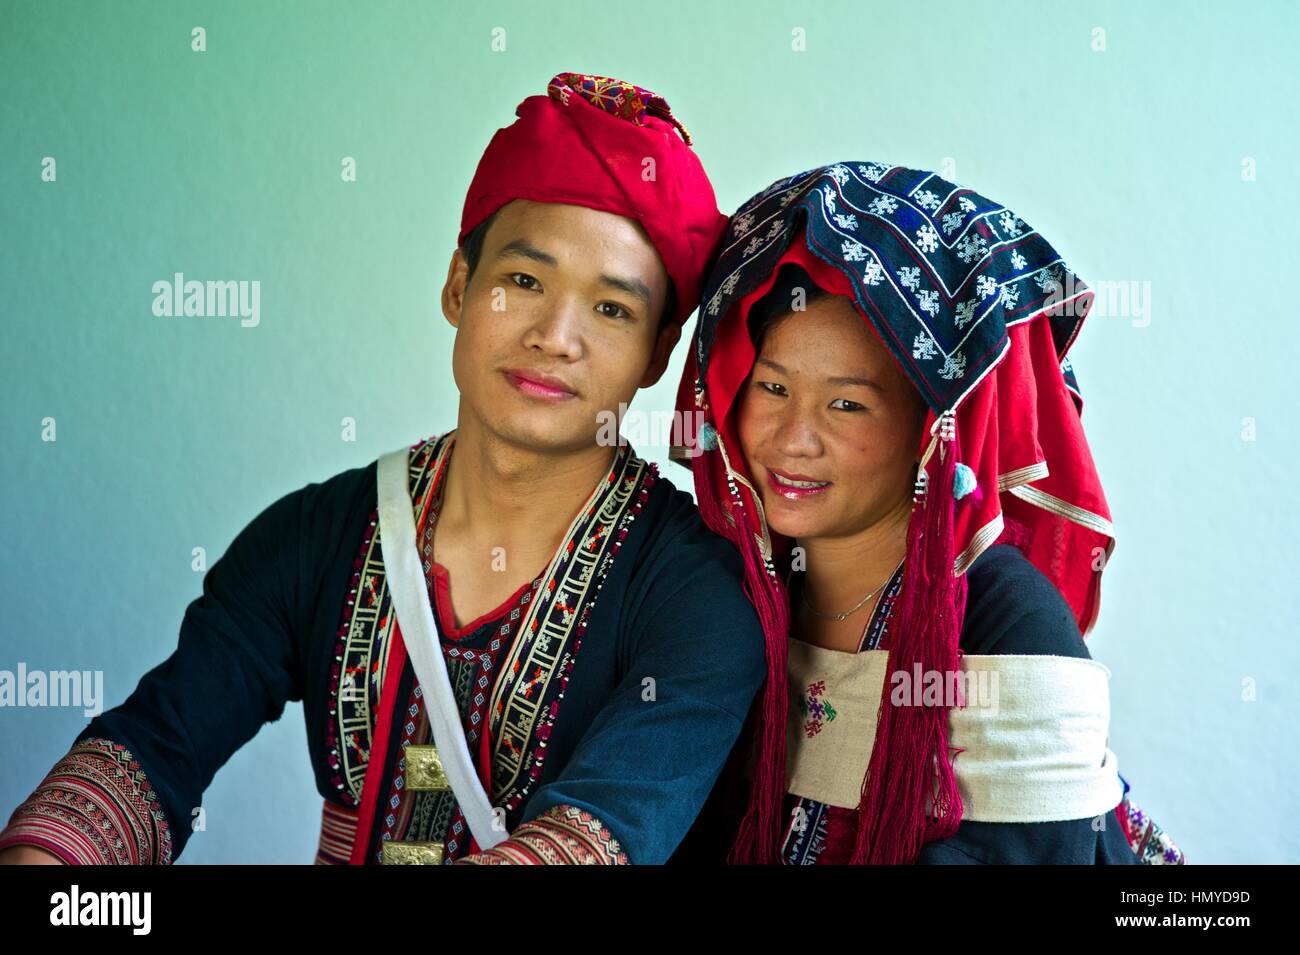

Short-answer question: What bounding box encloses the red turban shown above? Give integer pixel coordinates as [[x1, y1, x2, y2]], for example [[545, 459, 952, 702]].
[[459, 72, 728, 326]]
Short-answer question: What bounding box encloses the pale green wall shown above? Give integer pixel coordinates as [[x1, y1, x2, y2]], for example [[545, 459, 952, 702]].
[[2, 0, 1295, 862]]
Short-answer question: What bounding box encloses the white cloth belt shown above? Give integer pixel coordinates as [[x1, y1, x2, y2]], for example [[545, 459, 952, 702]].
[[376, 447, 507, 850], [782, 642, 1122, 823]]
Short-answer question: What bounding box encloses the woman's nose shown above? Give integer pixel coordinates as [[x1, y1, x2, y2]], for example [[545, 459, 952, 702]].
[[771, 405, 823, 458]]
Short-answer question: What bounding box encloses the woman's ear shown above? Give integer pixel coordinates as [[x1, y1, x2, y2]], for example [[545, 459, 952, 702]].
[[912, 395, 930, 464]]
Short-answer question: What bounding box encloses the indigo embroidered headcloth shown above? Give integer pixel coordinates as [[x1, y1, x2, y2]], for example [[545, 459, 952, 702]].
[[692, 161, 1092, 414]]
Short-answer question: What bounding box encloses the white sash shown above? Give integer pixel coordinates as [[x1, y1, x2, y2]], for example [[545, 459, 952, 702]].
[[782, 643, 1123, 823], [376, 447, 507, 850]]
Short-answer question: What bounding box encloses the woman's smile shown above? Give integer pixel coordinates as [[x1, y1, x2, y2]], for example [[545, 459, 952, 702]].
[[765, 466, 833, 500]]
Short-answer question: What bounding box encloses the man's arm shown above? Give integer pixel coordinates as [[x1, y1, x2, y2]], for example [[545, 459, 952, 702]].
[[460, 528, 768, 865], [0, 479, 325, 864]]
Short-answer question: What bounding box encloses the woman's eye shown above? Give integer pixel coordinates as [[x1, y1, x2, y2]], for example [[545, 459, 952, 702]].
[[510, 273, 539, 290], [596, 302, 632, 321], [757, 380, 787, 396], [831, 398, 865, 412]]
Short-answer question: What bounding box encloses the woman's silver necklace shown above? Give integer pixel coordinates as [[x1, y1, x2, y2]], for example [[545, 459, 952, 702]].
[[800, 557, 905, 621]]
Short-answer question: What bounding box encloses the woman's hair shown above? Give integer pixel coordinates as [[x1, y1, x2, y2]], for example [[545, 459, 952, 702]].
[[746, 263, 829, 351], [746, 262, 929, 430]]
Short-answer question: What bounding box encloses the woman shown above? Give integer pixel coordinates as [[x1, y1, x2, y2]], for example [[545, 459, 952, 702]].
[[671, 162, 1184, 864]]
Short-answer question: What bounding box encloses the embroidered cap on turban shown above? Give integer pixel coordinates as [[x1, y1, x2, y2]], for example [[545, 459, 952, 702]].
[[459, 72, 728, 326]]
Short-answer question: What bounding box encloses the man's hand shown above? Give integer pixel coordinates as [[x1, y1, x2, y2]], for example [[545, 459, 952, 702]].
[[0, 845, 65, 865]]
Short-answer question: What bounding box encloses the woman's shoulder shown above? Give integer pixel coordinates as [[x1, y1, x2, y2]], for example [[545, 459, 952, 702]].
[[959, 544, 1089, 659]]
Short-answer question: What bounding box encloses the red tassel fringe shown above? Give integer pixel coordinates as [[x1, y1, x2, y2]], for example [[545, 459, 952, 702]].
[[692, 441, 790, 865], [848, 434, 969, 864]]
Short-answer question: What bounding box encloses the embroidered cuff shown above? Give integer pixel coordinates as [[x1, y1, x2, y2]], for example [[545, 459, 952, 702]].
[[1119, 793, 1186, 865], [457, 804, 628, 865], [0, 737, 174, 865]]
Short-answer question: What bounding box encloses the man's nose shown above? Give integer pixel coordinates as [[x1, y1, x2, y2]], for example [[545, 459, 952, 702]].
[[522, 298, 584, 359]]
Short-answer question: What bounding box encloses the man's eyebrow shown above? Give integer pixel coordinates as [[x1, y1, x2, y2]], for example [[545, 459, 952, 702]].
[[494, 239, 558, 267], [756, 358, 885, 392], [492, 241, 652, 308], [599, 273, 652, 308]]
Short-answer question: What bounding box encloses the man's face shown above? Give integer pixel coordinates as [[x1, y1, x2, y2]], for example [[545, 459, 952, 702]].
[[442, 200, 678, 456]]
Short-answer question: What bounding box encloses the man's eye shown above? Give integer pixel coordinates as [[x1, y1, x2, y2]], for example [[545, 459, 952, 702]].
[[596, 302, 632, 321], [510, 273, 539, 290], [831, 398, 865, 412]]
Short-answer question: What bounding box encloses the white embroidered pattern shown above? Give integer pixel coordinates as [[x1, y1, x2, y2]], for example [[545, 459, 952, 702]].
[[954, 299, 979, 328], [869, 195, 899, 216], [841, 240, 868, 262], [939, 352, 967, 380], [913, 332, 939, 360], [821, 185, 837, 214], [916, 225, 940, 253], [957, 233, 989, 264], [1034, 267, 1062, 294]]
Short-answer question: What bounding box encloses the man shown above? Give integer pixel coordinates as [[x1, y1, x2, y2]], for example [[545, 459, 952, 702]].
[[0, 72, 765, 865]]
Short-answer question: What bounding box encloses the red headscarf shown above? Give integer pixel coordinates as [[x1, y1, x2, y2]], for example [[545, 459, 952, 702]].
[[459, 72, 728, 326]]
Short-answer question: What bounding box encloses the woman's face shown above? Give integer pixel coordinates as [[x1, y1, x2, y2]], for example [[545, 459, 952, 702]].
[[736, 294, 927, 543]]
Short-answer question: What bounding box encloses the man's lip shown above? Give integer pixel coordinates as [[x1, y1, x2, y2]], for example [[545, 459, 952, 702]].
[[502, 368, 577, 397]]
